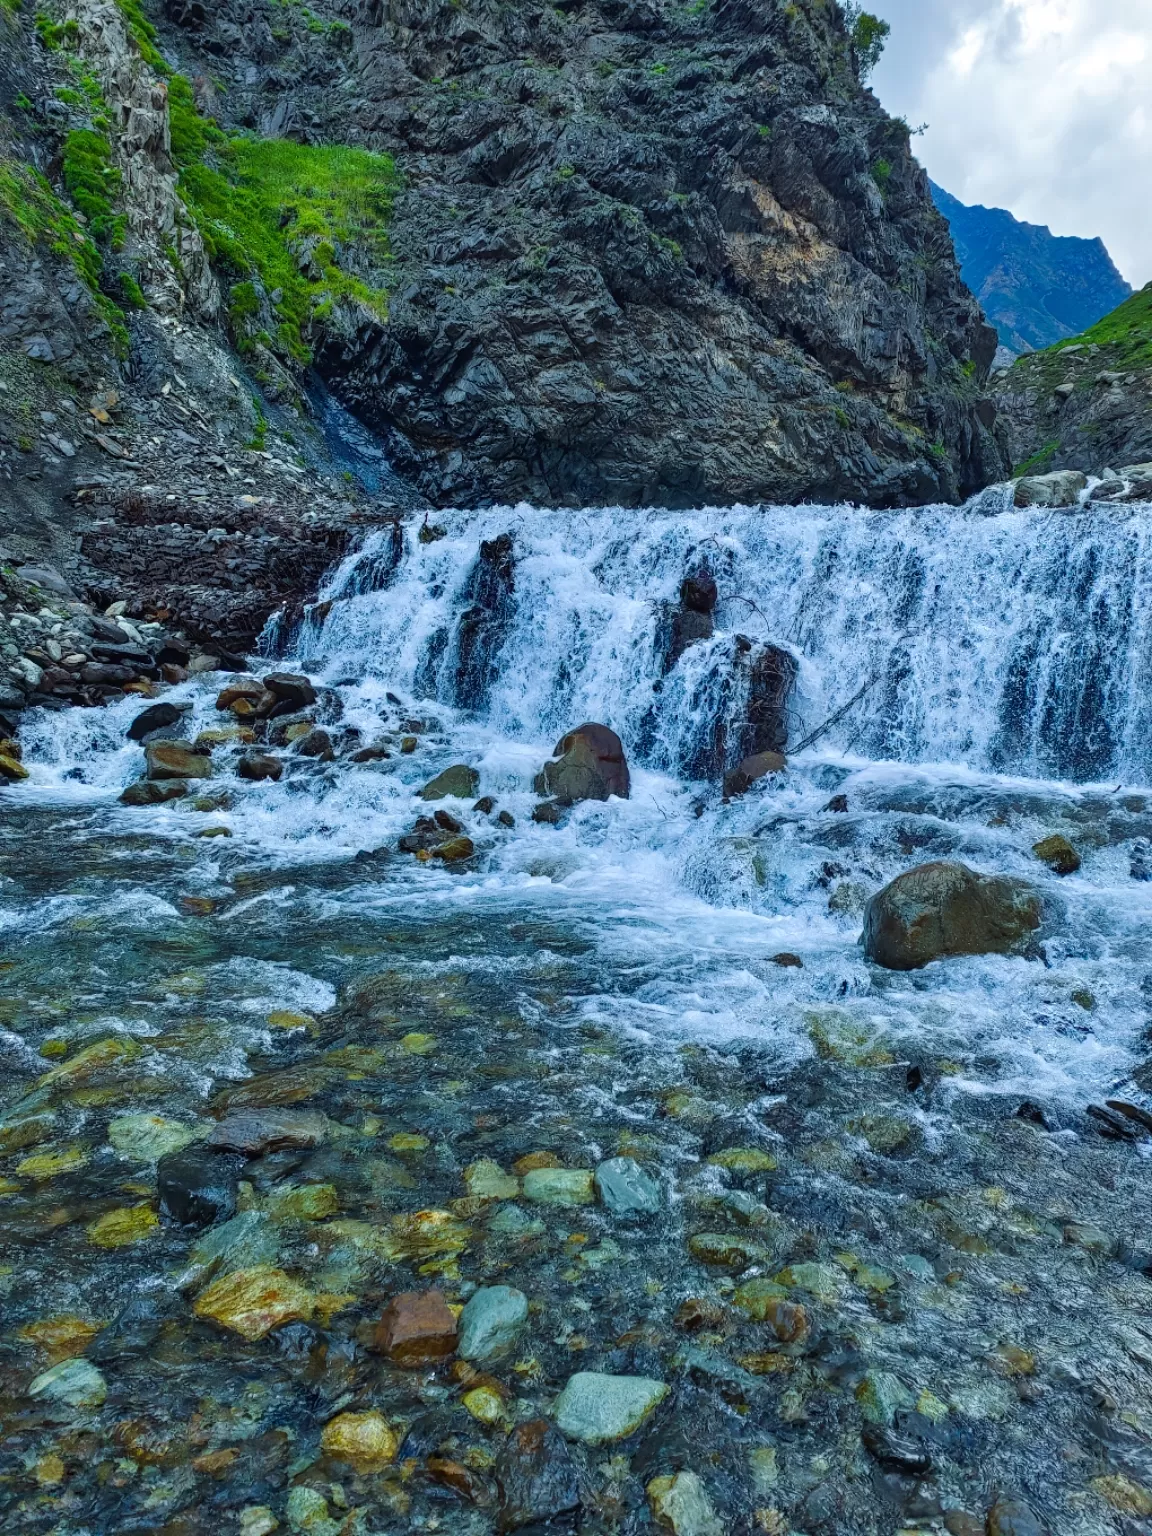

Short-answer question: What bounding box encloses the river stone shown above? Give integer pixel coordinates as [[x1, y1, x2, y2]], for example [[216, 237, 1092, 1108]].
[[419, 764, 480, 800], [193, 1265, 315, 1341], [722, 750, 787, 798], [120, 778, 188, 806], [208, 1109, 327, 1156], [464, 1157, 520, 1200], [186, 1211, 280, 1279], [1032, 834, 1081, 875], [688, 1232, 776, 1267], [534, 723, 630, 803], [594, 1156, 661, 1214], [862, 861, 1043, 970], [127, 702, 186, 741], [237, 752, 283, 782], [320, 1411, 398, 1472], [986, 1495, 1050, 1535], [496, 1418, 582, 1530], [647, 1471, 724, 1536], [1014, 469, 1087, 508], [157, 1143, 243, 1228], [264, 672, 317, 708], [109, 1113, 204, 1163], [553, 1371, 668, 1443], [457, 1285, 529, 1361], [145, 740, 212, 781], [28, 1357, 107, 1409], [522, 1167, 595, 1206], [376, 1290, 458, 1365]]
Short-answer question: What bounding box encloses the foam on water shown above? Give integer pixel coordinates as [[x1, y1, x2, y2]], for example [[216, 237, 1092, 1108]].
[[9, 494, 1152, 1107]]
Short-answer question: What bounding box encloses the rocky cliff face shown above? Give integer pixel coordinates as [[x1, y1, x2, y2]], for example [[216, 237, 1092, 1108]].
[[159, 0, 1005, 508], [931, 182, 1132, 359], [1, 0, 1008, 698], [996, 284, 1152, 477]]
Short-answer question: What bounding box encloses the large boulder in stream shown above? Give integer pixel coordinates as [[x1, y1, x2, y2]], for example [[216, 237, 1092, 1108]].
[[145, 740, 212, 781], [535, 725, 630, 804], [863, 861, 1043, 971]]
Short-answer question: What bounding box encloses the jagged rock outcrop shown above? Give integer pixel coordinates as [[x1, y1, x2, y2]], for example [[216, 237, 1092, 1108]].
[[153, 0, 1006, 508]]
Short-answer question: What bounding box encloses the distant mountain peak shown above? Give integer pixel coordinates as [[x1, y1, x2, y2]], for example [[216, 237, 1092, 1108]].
[[931, 182, 1131, 357]]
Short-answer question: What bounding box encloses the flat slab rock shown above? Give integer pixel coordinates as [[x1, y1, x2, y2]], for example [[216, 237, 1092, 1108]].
[[552, 1371, 669, 1444], [207, 1109, 328, 1156]]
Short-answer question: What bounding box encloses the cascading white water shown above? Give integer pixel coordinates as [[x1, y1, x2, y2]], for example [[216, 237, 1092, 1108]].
[[12, 491, 1152, 1109], [298, 495, 1152, 786]]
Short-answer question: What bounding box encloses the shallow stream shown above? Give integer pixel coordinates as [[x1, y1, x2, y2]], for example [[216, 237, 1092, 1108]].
[[3, 497, 1152, 1535]]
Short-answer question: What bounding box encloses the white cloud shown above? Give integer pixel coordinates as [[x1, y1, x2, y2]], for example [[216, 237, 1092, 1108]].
[[869, 0, 1152, 286]]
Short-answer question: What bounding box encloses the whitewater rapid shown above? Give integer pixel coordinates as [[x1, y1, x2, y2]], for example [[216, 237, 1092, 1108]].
[[9, 493, 1152, 1111]]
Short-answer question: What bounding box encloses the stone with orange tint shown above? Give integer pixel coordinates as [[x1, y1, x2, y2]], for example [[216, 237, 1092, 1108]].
[[375, 1290, 458, 1366]]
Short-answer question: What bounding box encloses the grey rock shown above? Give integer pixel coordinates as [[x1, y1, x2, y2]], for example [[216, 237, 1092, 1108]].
[[594, 1156, 662, 1215], [534, 724, 629, 804], [28, 1358, 107, 1409], [553, 1372, 669, 1444], [1013, 469, 1087, 508], [457, 1285, 529, 1361]]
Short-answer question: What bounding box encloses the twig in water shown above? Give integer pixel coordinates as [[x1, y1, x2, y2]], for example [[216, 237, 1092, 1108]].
[[791, 679, 876, 755], [650, 795, 668, 820]]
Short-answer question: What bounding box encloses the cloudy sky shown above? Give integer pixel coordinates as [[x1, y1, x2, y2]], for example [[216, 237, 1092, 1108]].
[[868, 0, 1151, 286]]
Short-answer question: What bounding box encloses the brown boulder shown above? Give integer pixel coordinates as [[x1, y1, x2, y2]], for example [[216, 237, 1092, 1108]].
[[863, 862, 1043, 972], [534, 724, 629, 804], [723, 751, 786, 798], [120, 779, 188, 806], [376, 1290, 458, 1367], [1032, 835, 1080, 876], [264, 673, 317, 709], [237, 753, 282, 783], [215, 678, 264, 711], [145, 741, 212, 781], [208, 1110, 327, 1156]]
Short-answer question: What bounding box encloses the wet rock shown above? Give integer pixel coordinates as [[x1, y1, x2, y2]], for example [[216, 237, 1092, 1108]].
[[682, 570, 718, 615], [688, 1231, 776, 1267], [723, 751, 786, 798], [862, 1423, 932, 1474], [263, 1183, 339, 1222], [434, 808, 463, 834], [553, 1371, 668, 1444], [296, 728, 334, 760], [535, 724, 630, 804], [521, 1167, 595, 1206], [771, 952, 803, 968], [454, 533, 516, 709], [744, 643, 798, 756], [375, 1290, 458, 1366], [532, 799, 565, 825], [264, 672, 317, 708], [217, 677, 265, 711], [706, 1146, 778, 1173], [420, 764, 481, 800], [120, 778, 189, 806], [89, 1294, 172, 1362], [237, 752, 283, 782], [458, 1285, 529, 1361], [647, 1470, 724, 1536], [495, 1419, 581, 1532], [193, 1265, 315, 1341], [595, 1156, 662, 1214], [474, 795, 497, 814], [498, 809, 516, 828], [986, 1494, 1050, 1535], [667, 607, 715, 672], [320, 1411, 398, 1472], [0, 750, 28, 782], [428, 1456, 494, 1505], [157, 1143, 244, 1228], [465, 1158, 520, 1200], [86, 1204, 160, 1248], [145, 739, 212, 780], [185, 1211, 280, 1280], [1014, 470, 1087, 508], [863, 861, 1043, 970], [433, 836, 475, 862], [1032, 834, 1081, 875], [127, 702, 187, 741], [209, 1110, 327, 1156], [28, 1357, 107, 1409]]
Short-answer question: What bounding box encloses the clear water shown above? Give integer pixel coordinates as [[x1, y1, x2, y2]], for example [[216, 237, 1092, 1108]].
[[5, 494, 1152, 1533]]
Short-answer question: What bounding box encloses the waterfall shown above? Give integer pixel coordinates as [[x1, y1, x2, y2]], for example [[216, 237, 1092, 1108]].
[[297, 496, 1152, 786]]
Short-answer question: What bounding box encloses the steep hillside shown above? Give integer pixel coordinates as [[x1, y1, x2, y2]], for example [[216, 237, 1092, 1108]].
[[931, 182, 1131, 358], [997, 283, 1152, 476]]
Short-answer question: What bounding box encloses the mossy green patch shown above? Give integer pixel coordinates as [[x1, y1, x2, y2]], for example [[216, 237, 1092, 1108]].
[[62, 128, 124, 245], [1051, 282, 1152, 370], [174, 133, 397, 361], [1013, 440, 1060, 477]]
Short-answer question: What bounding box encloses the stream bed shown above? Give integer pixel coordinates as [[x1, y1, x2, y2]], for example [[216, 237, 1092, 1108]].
[[3, 500, 1152, 1536]]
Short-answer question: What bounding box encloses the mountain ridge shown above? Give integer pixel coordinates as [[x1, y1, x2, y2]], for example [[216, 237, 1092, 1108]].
[[931, 180, 1131, 358]]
